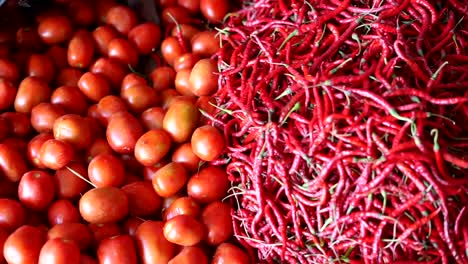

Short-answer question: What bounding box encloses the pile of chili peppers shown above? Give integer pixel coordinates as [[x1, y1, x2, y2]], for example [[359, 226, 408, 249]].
[[205, 0, 468, 263]]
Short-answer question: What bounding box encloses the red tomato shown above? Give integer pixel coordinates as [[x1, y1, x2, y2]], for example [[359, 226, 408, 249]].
[[191, 31, 220, 58], [0, 143, 28, 182], [200, 201, 233, 245], [150, 66, 176, 91], [90, 57, 128, 89], [152, 162, 188, 198], [48, 223, 93, 250], [67, 1, 96, 27], [54, 68, 83, 87], [128, 22, 162, 55], [161, 36, 186, 66], [47, 199, 81, 226], [88, 154, 126, 187], [163, 215, 205, 246], [31, 103, 66, 133], [162, 100, 199, 143], [105, 5, 138, 35], [188, 58, 219, 96], [92, 25, 119, 55], [3, 225, 47, 264], [200, 0, 230, 24], [79, 187, 129, 224], [171, 24, 200, 41], [108, 38, 139, 68], [97, 235, 137, 264], [68, 30, 95, 69], [122, 73, 148, 92], [0, 78, 17, 111], [88, 222, 122, 246], [39, 139, 74, 170], [27, 133, 54, 168], [53, 114, 93, 150], [187, 166, 229, 203], [175, 69, 193, 96], [141, 107, 166, 131], [0, 58, 20, 83], [174, 53, 200, 72], [106, 111, 144, 154], [122, 181, 162, 217], [54, 161, 90, 200], [171, 143, 201, 172], [212, 243, 251, 264], [161, 6, 193, 27], [78, 72, 112, 102], [46, 45, 68, 70], [26, 54, 56, 83], [121, 84, 159, 113], [134, 129, 172, 166], [0, 199, 26, 232], [163, 196, 200, 221], [37, 15, 73, 44], [38, 238, 81, 264], [135, 221, 176, 264], [18, 170, 55, 211], [191, 125, 225, 161], [14, 76, 51, 113], [177, 0, 200, 14]]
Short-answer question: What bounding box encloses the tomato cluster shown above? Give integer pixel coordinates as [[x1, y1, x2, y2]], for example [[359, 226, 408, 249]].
[[0, 0, 250, 263]]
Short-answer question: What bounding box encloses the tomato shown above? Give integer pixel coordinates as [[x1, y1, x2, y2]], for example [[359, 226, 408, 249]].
[[50, 85, 88, 115], [55, 68, 83, 87], [189, 58, 218, 96], [177, 0, 200, 14], [89, 222, 122, 246], [122, 181, 162, 217], [31, 103, 66, 133], [95, 95, 128, 126], [68, 30, 95, 69], [53, 114, 93, 150], [0, 58, 20, 82], [187, 166, 229, 203], [37, 15, 73, 44], [200, 201, 233, 245], [163, 100, 199, 143], [14, 76, 51, 113], [26, 54, 56, 83], [79, 187, 129, 224], [0, 199, 25, 232], [108, 38, 139, 68], [48, 223, 93, 250], [67, 1, 96, 27], [122, 216, 144, 237], [163, 215, 205, 246], [106, 111, 144, 154], [212, 243, 250, 264], [0, 143, 28, 182], [122, 72, 148, 92], [121, 84, 159, 113], [143, 159, 170, 181], [18, 170, 55, 211], [200, 0, 230, 24], [85, 138, 114, 163], [105, 5, 138, 35], [0, 78, 16, 110], [171, 24, 200, 41], [134, 129, 172, 166], [38, 238, 80, 264], [191, 31, 220, 58], [27, 133, 54, 168], [90, 57, 128, 89], [92, 25, 119, 55], [54, 161, 90, 200], [39, 139, 74, 170], [163, 196, 200, 221], [175, 69, 193, 96], [150, 66, 176, 91], [128, 22, 162, 55], [174, 53, 200, 72], [3, 225, 46, 264], [168, 246, 209, 264], [95, 0, 119, 24], [88, 154, 126, 187], [47, 199, 81, 226], [97, 235, 137, 264], [141, 107, 165, 130], [152, 162, 188, 198], [46, 45, 68, 70], [78, 72, 112, 102], [161, 36, 186, 66], [161, 6, 193, 27], [171, 143, 200, 172], [191, 125, 225, 161], [135, 221, 176, 264]]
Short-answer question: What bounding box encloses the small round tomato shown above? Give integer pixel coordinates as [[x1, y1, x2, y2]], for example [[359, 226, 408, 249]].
[[175, 69, 193, 96], [14, 76, 51, 113], [39, 139, 74, 170], [0, 78, 16, 110], [97, 235, 137, 264], [171, 143, 200, 172], [152, 162, 188, 198], [3, 225, 47, 264], [92, 25, 119, 55], [48, 222, 93, 250], [96, 95, 128, 126], [51, 85, 88, 115], [54, 161, 90, 200], [121, 84, 159, 113], [53, 114, 93, 150], [26, 53, 56, 83], [134, 129, 172, 166], [187, 166, 229, 204], [188, 58, 218, 96], [200, 201, 233, 245], [31, 103, 66, 133], [27, 133, 54, 168], [128, 22, 162, 55], [150, 66, 176, 91], [38, 238, 81, 264], [96, 0, 119, 24], [163, 215, 205, 246], [18, 170, 55, 211], [37, 15, 73, 44], [105, 5, 138, 35], [174, 53, 200, 72], [162, 100, 199, 143], [108, 38, 139, 68], [163, 196, 200, 221], [47, 199, 81, 226], [68, 30, 95, 69], [161, 36, 186, 66], [200, 0, 229, 24], [122, 73, 148, 92], [85, 138, 114, 163], [0, 143, 28, 182], [0, 199, 26, 232], [106, 111, 144, 154], [90, 58, 128, 89], [79, 187, 129, 224], [168, 246, 208, 264], [191, 31, 220, 58], [55, 68, 83, 87], [89, 223, 122, 246], [191, 125, 225, 161], [141, 107, 165, 130], [88, 154, 126, 187], [78, 72, 111, 102], [122, 181, 162, 217], [135, 221, 176, 264], [212, 243, 250, 264]]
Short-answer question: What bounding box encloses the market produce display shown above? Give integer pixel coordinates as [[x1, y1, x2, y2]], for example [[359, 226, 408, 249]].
[[205, 0, 468, 263], [0, 0, 249, 263]]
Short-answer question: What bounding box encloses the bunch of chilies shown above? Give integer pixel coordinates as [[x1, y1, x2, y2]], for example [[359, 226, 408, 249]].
[[205, 0, 468, 263]]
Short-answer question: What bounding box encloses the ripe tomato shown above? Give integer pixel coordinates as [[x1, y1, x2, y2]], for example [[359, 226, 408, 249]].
[[161, 36, 186, 66], [26, 54, 56, 83], [97, 235, 138, 264], [53, 114, 93, 150], [47, 199, 81, 226], [212, 243, 251, 264], [171, 24, 200, 41], [168, 246, 208, 264], [78, 72, 112, 102], [191, 125, 225, 161], [67, 1, 96, 27], [108, 38, 139, 68], [134, 128, 172, 166], [106, 111, 144, 154], [55, 68, 83, 87], [0, 78, 16, 110], [200, 0, 230, 24], [122, 181, 162, 217], [105, 5, 138, 35], [175, 69, 193, 96], [39, 139, 74, 170], [88, 222, 122, 246], [46, 45, 68, 70], [3, 225, 47, 264], [37, 15, 73, 44], [79, 187, 129, 224], [31, 103, 66, 133], [48, 222, 93, 250], [163, 215, 205, 246], [174, 53, 200, 72], [0, 58, 20, 83], [14, 76, 51, 113], [92, 25, 119, 55], [18, 170, 55, 211], [90, 57, 128, 89], [162, 99, 199, 143], [191, 31, 220, 58], [68, 30, 95, 69], [152, 162, 188, 198], [128, 22, 162, 55], [163, 196, 200, 221], [88, 154, 126, 187], [121, 84, 159, 113], [141, 107, 166, 131], [150, 66, 176, 91], [0, 199, 25, 232], [161, 6, 193, 27], [0, 143, 28, 182], [53, 161, 90, 200], [38, 238, 81, 264], [200, 201, 233, 245], [177, 0, 200, 14], [95, 95, 128, 126], [188, 58, 219, 96], [122, 72, 148, 92], [187, 166, 229, 203], [135, 221, 176, 264]]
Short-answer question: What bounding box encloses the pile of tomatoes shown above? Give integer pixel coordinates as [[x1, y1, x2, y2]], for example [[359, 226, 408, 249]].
[[0, 0, 251, 263]]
